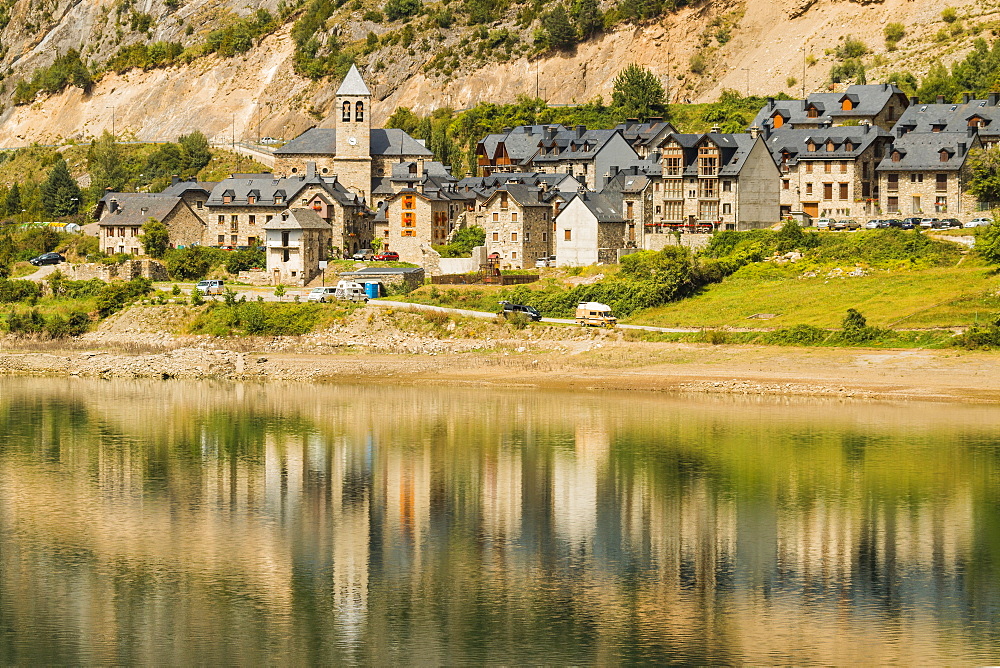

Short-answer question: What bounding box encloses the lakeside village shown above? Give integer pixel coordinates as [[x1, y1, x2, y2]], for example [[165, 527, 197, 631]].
[[96, 65, 997, 291]]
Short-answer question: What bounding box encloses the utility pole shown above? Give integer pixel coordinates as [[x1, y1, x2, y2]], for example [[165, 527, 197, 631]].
[[106, 105, 116, 138], [802, 46, 807, 99]]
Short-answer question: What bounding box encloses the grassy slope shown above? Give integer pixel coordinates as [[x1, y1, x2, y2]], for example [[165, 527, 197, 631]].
[[627, 258, 1000, 329]]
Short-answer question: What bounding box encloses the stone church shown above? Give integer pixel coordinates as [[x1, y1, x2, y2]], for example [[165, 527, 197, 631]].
[[272, 65, 433, 205]]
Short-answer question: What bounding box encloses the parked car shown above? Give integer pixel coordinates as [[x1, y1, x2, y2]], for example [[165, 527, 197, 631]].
[[885, 219, 903, 228], [259, 137, 280, 145], [966, 217, 993, 228], [28, 252, 64, 266], [864, 219, 881, 229], [195, 279, 225, 295], [334, 280, 368, 302], [844, 219, 861, 230], [919, 218, 938, 229], [940, 218, 962, 228], [535, 255, 557, 268], [499, 301, 541, 321], [374, 251, 399, 261], [815, 218, 834, 230], [900, 220, 915, 230], [352, 248, 374, 260]]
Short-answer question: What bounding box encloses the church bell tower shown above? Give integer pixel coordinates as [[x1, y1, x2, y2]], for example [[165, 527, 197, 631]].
[[335, 64, 373, 203]]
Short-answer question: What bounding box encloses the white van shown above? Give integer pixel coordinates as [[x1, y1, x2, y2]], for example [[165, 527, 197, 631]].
[[195, 279, 224, 295], [575, 302, 617, 327]]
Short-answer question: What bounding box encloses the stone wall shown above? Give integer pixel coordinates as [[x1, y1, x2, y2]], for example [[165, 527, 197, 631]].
[[643, 232, 713, 252], [64, 259, 168, 281]]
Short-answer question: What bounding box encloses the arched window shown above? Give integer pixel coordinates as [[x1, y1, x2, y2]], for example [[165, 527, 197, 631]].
[[355, 101, 364, 122], [342, 102, 351, 122]]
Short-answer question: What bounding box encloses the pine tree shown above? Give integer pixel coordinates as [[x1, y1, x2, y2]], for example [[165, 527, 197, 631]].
[[40, 158, 82, 217], [6, 183, 21, 217], [611, 64, 665, 120], [542, 4, 577, 50], [571, 0, 602, 40]]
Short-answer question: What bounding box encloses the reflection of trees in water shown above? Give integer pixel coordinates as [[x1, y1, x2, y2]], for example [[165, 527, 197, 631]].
[[1, 378, 999, 663]]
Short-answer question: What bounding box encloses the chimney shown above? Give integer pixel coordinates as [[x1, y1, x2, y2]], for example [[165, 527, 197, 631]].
[[171, 175, 180, 184], [109, 198, 119, 214], [502, 127, 512, 134], [417, 158, 425, 175], [959, 142, 966, 156], [630, 166, 639, 175], [767, 97, 775, 110], [969, 126, 978, 138], [306, 161, 316, 178], [863, 121, 870, 133], [937, 95, 945, 104], [576, 125, 586, 138], [749, 125, 761, 139], [140, 207, 148, 215], [910, 96, 919, 105], [546, 125, 558, 140], [963, 92, 972, 103], [897, 126, 905, 138], [522, 126, 531, 134], [610, 165, 619, 177], [990, 92, 1000, 106], [711, 125, 720, 133]]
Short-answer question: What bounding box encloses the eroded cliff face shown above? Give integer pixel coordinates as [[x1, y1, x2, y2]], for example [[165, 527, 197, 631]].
[[0, 0, 988, 147]]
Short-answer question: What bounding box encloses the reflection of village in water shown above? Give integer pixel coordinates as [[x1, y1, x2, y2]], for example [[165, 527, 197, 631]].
[[0, 378, 997, 664]]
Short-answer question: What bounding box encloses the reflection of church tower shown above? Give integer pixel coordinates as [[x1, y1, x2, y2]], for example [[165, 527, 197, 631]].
[[335, 64, 373, 203]]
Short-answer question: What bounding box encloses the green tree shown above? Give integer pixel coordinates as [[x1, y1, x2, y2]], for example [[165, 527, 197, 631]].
[[571, 0, 602, 40], [178, 131, 211, 174], [976, 221, 1000, 264], [385, 107, 421, 135], [165, 246, 212, 280], [88, 131, 128, 200], [542, 4, 577, 50], [140, 219, 170, 258], [967, 145, 1000, 205], [384, 0, 419, 21], [5, 183, 21, 217], [611, 64, 665, 119], [40, 158, 82, 217]]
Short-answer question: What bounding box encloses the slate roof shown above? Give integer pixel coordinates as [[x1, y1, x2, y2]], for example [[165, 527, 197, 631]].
[[532, 128, 628, 164], [389, 160, 453, 181], [891, 96, 1000, 139], [273, 128, 432, 157], [262, 208, 332, 230], [613, 119, 676, 153], [160, 179, 216, 197], [97, 193, 184, 226], [477, 125, 552, 165], [564, 191, 626, 223], [875, 131, 979, 172], [336, 64, 371, 96], [207, 172, 364, 208], [765, 125, 891, 165], [751, 84, 907, 130], [482, 184, 556, 208]]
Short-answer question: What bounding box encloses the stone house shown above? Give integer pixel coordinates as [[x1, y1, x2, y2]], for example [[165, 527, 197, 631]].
[[614, 118, 677, 159], [602, 165, 660, 250], [476, 125, 639, 189], [765, 123, 892, 219], [480, 185, 559, 269], [655, 132, 779, 231], [751, 84, 909, 132], [272, 65, 432, 204], [553, 191, 627, 266], [206, 164, 372, 255], [263, 208, 332, 286], [892, 93, 1000, 149], [159, 178, 216, 225], [97, 193, 204, 254], [379, 185, 472, 264], [876, 129, 983, 219]]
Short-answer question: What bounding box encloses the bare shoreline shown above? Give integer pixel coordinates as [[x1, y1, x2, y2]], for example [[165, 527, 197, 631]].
[[2, 339, 998, 404]]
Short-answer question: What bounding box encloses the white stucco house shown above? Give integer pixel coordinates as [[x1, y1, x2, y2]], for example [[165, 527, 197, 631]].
[[553, 192, 627, 266]]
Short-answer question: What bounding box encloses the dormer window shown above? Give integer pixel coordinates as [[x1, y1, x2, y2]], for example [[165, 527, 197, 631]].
[[807, 142, 816, 152], [248, 195, 256, 204], [223, 195, 232, 204], [826, 141, 835, 152], [940, 150, 949, 162], [342, 101, 351, 122], [845, 142, 853, 152], [355, 101, 364, 122], [806, 106, 818, 118], [842, 98, 854, 111], [275, 196, 283, 205], [892, 151, 901, 162]]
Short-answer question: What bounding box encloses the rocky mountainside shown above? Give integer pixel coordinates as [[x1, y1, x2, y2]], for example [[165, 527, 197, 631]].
[[0, 0, 991, 147]]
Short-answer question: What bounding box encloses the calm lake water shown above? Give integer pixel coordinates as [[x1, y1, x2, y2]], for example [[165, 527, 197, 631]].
[[1, 376, 998, 664]]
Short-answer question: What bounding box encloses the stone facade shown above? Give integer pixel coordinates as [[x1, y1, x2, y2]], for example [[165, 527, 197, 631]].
[[263, 209, 332, 286], [878, 168, 977, 218], [382, 190, 453, 264], [480, 188, 556, 270], [99, 198, 204, 254]]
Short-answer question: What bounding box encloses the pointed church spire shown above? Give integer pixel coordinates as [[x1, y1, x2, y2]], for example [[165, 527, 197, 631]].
[[336, 64, 371, 96]]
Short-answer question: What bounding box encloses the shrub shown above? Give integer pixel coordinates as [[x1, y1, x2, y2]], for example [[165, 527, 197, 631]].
[[765, 324, 829, 346], [835, 36, 868, 59], [0, 278, 42, 303], [363, 9, 384, 21], [884, 23, 905, 43], [384, 0, 420, 21], [95, 278, 153, 317], [951, 323, 1000, 348], [942, 7, 957, 23]]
